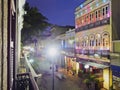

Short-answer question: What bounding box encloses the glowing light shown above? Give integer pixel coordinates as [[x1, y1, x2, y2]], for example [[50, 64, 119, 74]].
[[30, 47, 35, 52], [80, 4, 83, 8], [84, 65, 89, 69], [48, 47, 57, 57], [29, 59, 34, 63], [107, 11, 110, 17], [68, 39, 74, 44]]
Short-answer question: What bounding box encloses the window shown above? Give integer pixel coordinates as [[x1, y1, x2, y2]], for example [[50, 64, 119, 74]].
[[89, 35, 94, 47], [106, 6, 108, 14], [92, 40, 94, 46], [92, 13, 94, 22], [102, 33, 109, 47], [90, 40, 93, 46], [103, 8, 105, 16], [96, 34, 101, 47], [96, 11, 98, 20], [90, 14, 92, 22], [98, 9, 101, 18], [96, 39, 98, 46], [103, 38, 105, 46]]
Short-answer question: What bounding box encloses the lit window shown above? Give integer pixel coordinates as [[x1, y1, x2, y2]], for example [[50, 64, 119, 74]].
[[80, 4, 83, 8]]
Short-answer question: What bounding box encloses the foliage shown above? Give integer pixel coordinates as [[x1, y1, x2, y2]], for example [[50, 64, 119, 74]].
[[22, 2, 51, 44], [78, 69, 84, 77]]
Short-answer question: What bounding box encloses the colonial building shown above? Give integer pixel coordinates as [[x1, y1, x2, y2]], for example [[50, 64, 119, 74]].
[[0, 0, 16, 90], [75, 0, 113, 89], [64, 29, 77, 73], [0, 0, 26, 90]]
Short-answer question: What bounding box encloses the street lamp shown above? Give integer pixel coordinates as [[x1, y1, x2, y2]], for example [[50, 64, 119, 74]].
[[84, 64, 89, 73], [84, 64, 89, 69], [48, 47, 57, 90]]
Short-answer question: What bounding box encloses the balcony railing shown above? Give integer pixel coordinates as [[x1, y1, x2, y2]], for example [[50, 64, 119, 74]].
[[75, 17, 110, 32], [16, 72, 39, 90]]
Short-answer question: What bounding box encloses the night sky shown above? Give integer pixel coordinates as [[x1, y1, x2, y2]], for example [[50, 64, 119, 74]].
[[27, 0, 85, 26]]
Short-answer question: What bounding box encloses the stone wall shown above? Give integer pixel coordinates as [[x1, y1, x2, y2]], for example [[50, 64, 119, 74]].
[[0, 0, 8, 90]]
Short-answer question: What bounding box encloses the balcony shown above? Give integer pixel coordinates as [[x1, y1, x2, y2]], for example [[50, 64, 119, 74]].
[[16, 72, 39, 90], [75, 17, 110, 32]]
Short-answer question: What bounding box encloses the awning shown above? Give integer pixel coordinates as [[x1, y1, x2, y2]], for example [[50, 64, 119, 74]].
[[78, 60, 109, 69], [84, 62, 109, 69]]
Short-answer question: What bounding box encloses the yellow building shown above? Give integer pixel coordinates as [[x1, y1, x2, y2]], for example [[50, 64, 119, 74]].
[[75, 0, 113, 89]]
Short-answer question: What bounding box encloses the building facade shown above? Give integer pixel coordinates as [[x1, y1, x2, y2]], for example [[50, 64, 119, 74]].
[[17, 0, 26, 73], [75, 0, 113, 89], [0, 0, 26, 90], [64, 29, 77, 73], [110, 0, 120, 89], [0, 0, 9, 89], [110, 41, 120, 90], [0, 0, 16, 90]]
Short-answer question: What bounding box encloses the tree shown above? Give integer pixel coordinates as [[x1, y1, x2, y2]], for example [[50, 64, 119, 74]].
[[21, 2, 51, 44]]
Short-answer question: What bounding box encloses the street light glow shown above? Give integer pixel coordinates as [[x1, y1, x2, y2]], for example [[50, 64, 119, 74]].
[[84, 64, 89, 69], [48, 47, 57, 57]]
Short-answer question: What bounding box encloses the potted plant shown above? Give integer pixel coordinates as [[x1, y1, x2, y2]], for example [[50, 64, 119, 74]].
[[78, 69, 83, 78]]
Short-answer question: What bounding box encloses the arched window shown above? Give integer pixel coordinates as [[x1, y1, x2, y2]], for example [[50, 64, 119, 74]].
[[102, 32, 110, 48], [95, 34, 101, 47], [89, 35, 95, 47], [84, 36, 88, 47]]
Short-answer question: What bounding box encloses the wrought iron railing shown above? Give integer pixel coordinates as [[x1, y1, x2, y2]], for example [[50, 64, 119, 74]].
[[16, 72, 39, 90]]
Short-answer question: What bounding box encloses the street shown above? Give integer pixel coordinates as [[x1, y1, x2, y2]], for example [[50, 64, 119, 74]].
[[30, 55, 85, 90]]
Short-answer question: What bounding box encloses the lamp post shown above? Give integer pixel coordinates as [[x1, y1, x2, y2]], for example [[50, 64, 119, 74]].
[[48, 47, 57, 90]]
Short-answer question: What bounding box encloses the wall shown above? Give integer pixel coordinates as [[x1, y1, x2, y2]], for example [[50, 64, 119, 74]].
[[103, 68, 112, 89], [0, 0, 8, 90], [112, 0, 120, 40]]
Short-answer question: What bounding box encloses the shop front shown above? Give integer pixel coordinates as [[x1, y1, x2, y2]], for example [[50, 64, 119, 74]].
[[76, 58, 112, 89], [64, 56, 77, 74]]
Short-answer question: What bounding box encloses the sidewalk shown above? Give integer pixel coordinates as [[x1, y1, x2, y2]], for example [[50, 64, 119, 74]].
[[58, 68, 107, 90], [58, 68, 88, 90]]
